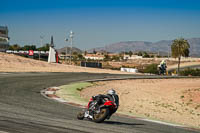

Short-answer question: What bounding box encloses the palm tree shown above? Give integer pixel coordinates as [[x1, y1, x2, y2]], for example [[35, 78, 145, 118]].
[[128, 51, 133, 57], [171, 38, 190, 75]]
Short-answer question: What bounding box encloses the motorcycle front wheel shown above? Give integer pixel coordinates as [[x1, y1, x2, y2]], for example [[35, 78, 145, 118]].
[[77, 111, 85, 120], [93, 108, 109, 123]]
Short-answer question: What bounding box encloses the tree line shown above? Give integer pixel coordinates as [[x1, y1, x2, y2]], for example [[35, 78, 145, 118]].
[[8, 44, 50, 51]]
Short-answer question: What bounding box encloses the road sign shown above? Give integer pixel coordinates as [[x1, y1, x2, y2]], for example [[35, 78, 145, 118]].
[[29, 50, 34, 56]]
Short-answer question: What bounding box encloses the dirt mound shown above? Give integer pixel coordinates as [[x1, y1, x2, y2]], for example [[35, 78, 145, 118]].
[[0, 52, 130, 74]]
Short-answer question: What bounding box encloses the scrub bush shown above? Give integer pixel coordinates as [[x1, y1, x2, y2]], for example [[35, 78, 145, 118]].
[[179, 68, 200, 76]]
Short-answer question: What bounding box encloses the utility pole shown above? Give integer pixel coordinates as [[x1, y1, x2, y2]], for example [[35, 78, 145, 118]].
[[65, 38, 68, 61], [69, 30, 74, 65], [39, 35, 44, 60], [65, 30, 74, 64], [168, 44, 171, 59]]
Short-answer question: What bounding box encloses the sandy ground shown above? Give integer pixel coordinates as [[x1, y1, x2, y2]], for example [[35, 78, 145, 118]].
[[0, 53, 131, 74], [1, 52, 200, 73], [81, 79, 200, 128]]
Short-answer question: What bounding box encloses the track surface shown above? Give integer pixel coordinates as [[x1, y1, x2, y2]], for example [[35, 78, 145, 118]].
[[0, 72, 199, 133]]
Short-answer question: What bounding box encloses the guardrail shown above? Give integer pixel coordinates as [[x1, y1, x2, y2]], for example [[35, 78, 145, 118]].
[[5, 50, 49, 55]]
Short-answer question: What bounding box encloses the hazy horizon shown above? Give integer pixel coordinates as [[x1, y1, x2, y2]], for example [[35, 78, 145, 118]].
[[1, 0, 200, 50]]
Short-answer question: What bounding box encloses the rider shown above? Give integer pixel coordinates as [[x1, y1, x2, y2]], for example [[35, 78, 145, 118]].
[[158, 59, 167, 74], [91, 89, 119, 119]]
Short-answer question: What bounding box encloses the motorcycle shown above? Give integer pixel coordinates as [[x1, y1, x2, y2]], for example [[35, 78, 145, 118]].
[[158, 64, 167, 75], [77, 96, 116, 123]]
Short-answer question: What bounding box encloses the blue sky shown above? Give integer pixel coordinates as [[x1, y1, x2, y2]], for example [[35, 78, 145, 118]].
[[1, 0, 200, 50]]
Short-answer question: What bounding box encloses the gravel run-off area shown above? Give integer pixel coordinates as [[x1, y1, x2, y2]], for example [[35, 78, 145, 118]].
[[81, 78, 200, 128]]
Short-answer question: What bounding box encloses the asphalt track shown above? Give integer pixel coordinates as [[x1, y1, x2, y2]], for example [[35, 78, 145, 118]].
[[0, 72, 199, 133]]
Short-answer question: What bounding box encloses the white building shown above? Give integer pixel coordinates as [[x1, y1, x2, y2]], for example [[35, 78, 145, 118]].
[[123, 55, 143, 60]]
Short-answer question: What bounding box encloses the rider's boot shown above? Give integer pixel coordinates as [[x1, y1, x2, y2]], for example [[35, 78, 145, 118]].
[[106, 114, 111, 119], [84, 111, 93, 119]]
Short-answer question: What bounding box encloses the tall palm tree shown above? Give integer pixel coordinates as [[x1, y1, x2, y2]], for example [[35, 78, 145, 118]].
[[171, 38, 190, 75]]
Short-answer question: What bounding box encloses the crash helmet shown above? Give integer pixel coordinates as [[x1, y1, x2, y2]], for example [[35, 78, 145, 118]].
[[161, 60, 166, 64], [107, 89, 116, 95]]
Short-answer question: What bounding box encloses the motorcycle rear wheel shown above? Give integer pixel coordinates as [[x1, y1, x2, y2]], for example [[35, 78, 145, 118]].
[[93, 108, 109, 123]]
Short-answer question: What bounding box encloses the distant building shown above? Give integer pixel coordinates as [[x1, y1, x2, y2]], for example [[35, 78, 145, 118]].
[[123, 54, 143, 60], [84, 54, 104, 60], [0, 26, 9, 52], [107, 53, 119, 57], [58, 54, 71, 60]]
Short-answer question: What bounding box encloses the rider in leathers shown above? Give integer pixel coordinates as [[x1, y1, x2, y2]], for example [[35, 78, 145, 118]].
[[91, 89, 119, 119]]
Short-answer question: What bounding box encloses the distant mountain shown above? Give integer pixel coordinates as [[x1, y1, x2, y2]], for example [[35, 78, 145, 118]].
[[88, 38, 200, 57], [57, 47, 82, 54]]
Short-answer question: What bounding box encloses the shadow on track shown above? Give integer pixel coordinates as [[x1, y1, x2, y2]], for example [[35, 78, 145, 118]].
[[103, 121, 145, 126]]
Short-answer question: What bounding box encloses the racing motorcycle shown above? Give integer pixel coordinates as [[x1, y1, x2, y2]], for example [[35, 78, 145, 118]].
[[158, 64, 167, 75], [77, 96, 116, 123]]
